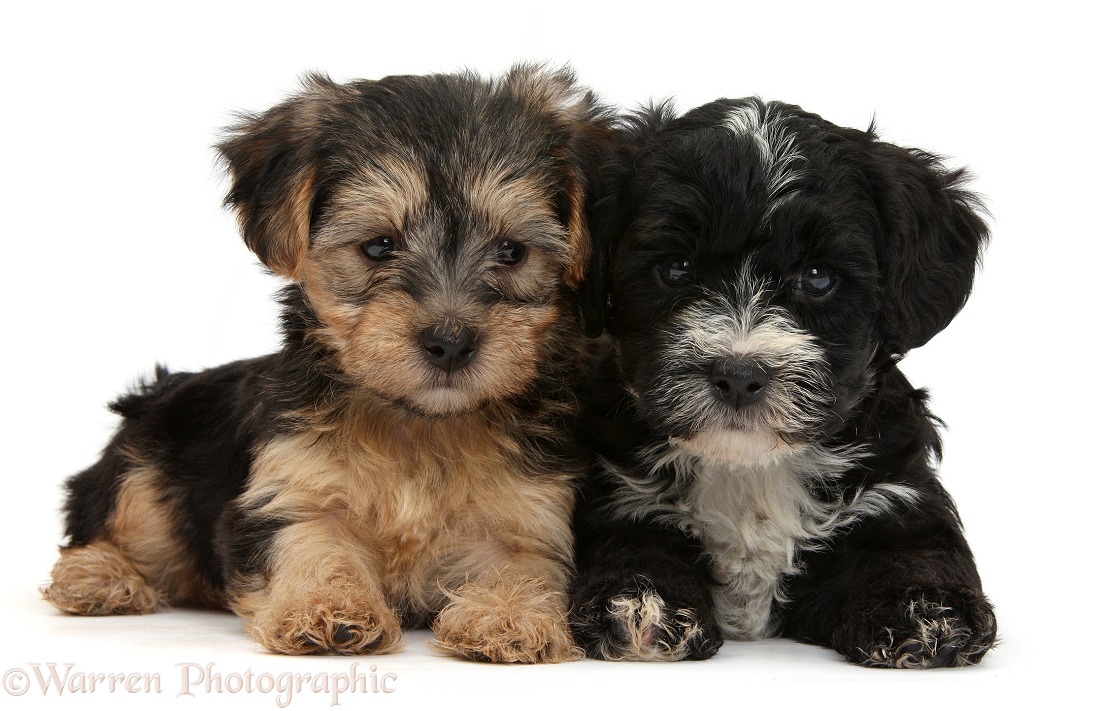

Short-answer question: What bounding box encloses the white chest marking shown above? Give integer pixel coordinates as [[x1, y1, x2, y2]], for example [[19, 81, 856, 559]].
[[685, 457, 827, 638], [606, 444, 918, 640]]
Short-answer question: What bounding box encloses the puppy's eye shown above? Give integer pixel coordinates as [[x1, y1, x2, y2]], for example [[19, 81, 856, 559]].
[[796, 266, 837, 296], [494, 240, 527, 266], [360, 236, 398, 261], [659, 258, 695, 287]]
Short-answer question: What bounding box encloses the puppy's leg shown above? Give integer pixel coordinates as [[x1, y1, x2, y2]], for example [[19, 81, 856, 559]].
[[835, 583, 996, 669], [783, 496, 996, 668], [226, 513, 404, 656], [44, 461, 217, 615], [223, 446, 404, 658], [432, 551, 581, 664], [44, 540, 161, 615], [430, 478, 582, 664], [571, 519, 721, 662]]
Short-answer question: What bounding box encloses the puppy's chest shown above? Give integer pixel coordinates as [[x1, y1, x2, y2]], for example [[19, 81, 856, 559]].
[[347, 448, 489, 548], [675, 460, 831, 639], [251, 417, 545, 552]]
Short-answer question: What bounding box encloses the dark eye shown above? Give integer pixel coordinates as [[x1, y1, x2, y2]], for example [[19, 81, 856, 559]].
[[494, 240, 527, 266], [360, 236, 398, 261], [796, 266, 837, 296], [658, 258, 695, 287]]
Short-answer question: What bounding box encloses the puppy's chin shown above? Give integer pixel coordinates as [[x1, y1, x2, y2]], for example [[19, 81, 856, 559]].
[[671, 427, 807, 469], [362, 361, 539, 418], [389, 387, 487, 418]]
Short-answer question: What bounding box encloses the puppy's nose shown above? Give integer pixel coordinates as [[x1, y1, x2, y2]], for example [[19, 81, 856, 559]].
[[709, 359, 770, 409], [421, 326, 478, 373]]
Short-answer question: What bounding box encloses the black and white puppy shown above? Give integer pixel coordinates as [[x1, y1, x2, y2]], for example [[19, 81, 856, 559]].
[[571, 99, 997, 668]]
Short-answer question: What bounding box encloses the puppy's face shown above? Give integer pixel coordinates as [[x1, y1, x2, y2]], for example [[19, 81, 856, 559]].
[[586, 99, 987, 465], [220, 67, 610, 416]]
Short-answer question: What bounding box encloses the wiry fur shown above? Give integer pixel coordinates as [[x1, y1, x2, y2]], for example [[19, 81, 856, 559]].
[[43, 65, 614, 662], [722, 103, 806, 219], [846, 588, 997, 668], [637, 264, 842, 454], [603, 588, 704, 661], [571, 97, 996, 667], [601, 444, 918, 640]]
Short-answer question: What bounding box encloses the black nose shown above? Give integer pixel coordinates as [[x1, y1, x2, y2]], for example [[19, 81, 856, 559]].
[[710, 359, 770, 409], [421, 326, 478, 373]]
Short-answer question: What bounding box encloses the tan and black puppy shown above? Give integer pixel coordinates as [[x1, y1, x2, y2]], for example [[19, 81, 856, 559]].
[[42, 65, 612, 662]]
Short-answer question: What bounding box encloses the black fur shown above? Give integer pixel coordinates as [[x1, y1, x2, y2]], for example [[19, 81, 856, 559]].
[[571, 98, 996, 667], [60, 292, 349, 591]]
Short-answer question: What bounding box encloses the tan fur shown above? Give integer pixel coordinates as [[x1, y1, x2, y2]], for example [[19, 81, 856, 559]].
[[42, 540, 161, 615], [502, 64, 590, 122], [230, 402, 578, 660], [109, 464, 223, 607], [223, 77, 347, 279], [220, 71, 588, 659], [467, 167, 560, 240], [466, 166, 585, 295], [323, 155, 431, 241], [234, 165, 316, 280], [497, 65, 598, 288], [43, 464, 222, 615], [269, 168, 316, 280], [432, 569, 582, 663], [234, 550, 404, 655], [560, 177, 591, 288], [300, 269, 565, 417]]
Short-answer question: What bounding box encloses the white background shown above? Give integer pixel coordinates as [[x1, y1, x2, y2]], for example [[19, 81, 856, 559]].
[[1, 1, 1101, 709]]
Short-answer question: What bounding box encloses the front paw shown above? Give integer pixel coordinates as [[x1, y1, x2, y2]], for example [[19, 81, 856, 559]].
[[247, 594, 404, 656], [834, 587, 997, 668], [432, 576, 582, 663], [571, 574, 722, 661]]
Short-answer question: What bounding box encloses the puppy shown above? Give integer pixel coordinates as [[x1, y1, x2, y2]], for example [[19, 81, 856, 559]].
[[42, 65, 613, 662], [571, 99, 997, 668]]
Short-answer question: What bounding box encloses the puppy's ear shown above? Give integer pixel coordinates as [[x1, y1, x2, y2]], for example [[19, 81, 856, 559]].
[[579, 103, 677, 337], [502, 65, 618, 290], [865, 138, 990, 353], [218, 75, 340, 280]]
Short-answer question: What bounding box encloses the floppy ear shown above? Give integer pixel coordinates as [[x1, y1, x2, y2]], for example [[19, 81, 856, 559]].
[[218, 75, 340, 280], [578, 102, 677, 337], [501, 64, 618, 290], [864, 139, 990, 354]]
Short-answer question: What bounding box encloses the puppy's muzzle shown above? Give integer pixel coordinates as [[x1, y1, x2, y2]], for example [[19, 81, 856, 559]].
[[709, 358, 770, 410], [421, 326, 479, 373]]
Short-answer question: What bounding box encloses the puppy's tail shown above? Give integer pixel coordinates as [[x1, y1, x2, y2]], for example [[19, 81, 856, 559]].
[[109, 364, 177, 419]]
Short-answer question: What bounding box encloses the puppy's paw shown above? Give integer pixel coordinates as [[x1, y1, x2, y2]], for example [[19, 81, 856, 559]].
[[248, 595, 404, 656], [835, 587, 997, 668], [571, 575, 721, 661], [432, 576, 582, 664], [42, 542, 163, 615]]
